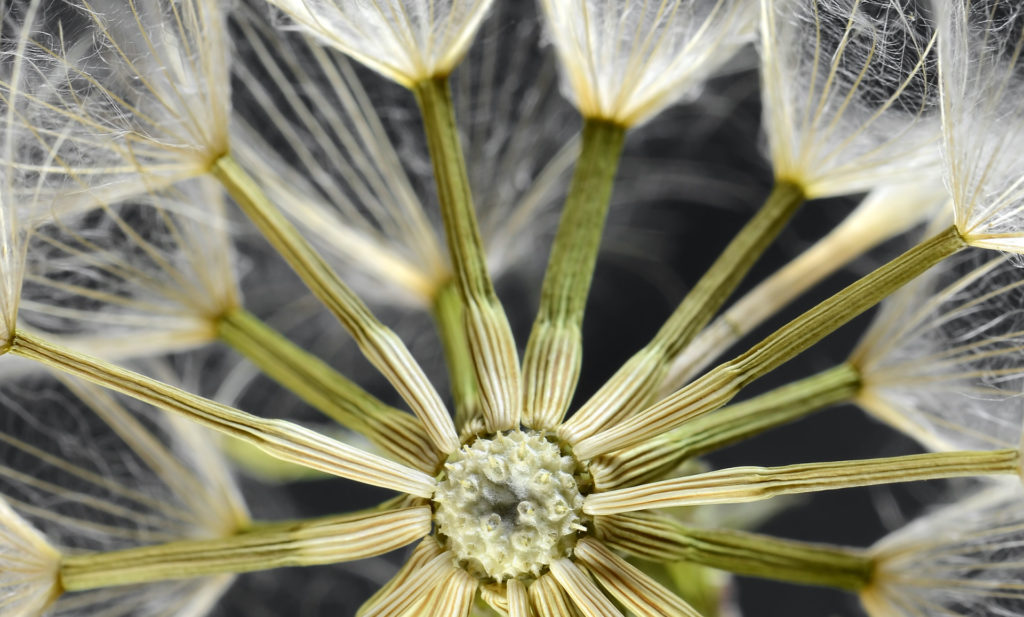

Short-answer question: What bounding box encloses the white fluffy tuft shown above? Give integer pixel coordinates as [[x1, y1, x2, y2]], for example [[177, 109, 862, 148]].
[[263, 0, 494, 87], [760, 0, 942, 197], [0, 0, 231, 212], [538, 0, 755, 127], [853, 249, 1024, 452], [18, 178, 240, 361], [864, 485, 1024, 617], [0, 496, 59, 617], [937, 0, 1024, 253]]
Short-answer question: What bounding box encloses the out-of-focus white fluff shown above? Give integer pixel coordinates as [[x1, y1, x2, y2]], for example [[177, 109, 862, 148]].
[[1, 0, 47, 350], [0, 371, 249, 617], [0, 496, 59, 617], [231, 4, 577, 309], [18, 178, 241, 361], [863, 485, 1024, 617]]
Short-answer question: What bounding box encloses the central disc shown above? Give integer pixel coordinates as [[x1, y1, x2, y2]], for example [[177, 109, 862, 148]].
[[432, 430, 585, 581]]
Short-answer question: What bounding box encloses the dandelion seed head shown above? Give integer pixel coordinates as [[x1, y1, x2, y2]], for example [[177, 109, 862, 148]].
[[433, 430, 585, 582], [538, 0, 755, 127], [263, 0, 494, 88], [1, 0, 1014, 614]]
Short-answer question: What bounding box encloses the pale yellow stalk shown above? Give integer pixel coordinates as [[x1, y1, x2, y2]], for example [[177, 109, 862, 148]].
[[663, 182, 944, 392], [59, 507, 431, 590], [8, 330, 437, 498], [584, 449, 1019, 514]]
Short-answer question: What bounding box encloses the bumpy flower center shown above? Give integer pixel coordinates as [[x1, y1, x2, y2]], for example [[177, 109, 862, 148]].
[[432, 430, 585, 581]]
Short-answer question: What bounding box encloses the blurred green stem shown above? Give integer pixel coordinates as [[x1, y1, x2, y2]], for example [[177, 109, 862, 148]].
[[598, 512, 874, 590], [431, 280, 479, 431], [660, 186, 936, 392]]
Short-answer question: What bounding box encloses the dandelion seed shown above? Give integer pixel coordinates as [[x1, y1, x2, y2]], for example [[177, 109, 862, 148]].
[[523, 0, 756, 432]]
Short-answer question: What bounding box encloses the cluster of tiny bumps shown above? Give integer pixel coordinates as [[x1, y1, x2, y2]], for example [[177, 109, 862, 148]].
[[433, 431, 586, 582]]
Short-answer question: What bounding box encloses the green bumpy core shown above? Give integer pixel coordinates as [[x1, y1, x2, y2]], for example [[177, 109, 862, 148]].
[[432, 430, 586, 581]]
